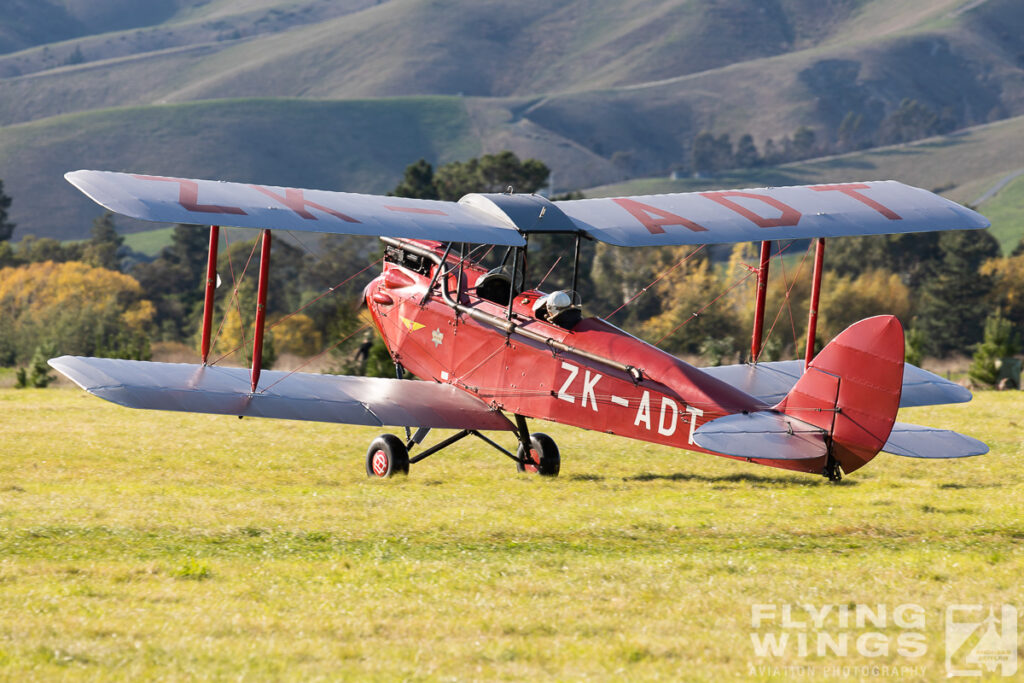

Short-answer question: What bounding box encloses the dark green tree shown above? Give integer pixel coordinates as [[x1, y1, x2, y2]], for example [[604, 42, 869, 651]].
[[392, 158, 439, 199], [827, 232, 943, 292], [432, 151, 549, 200], [734, 134, 760, 168], [791, 126, 816, 159], [968, 314, 1021, 387], [713, 134, 734, 171], [837, 111, 866, 151], [132, 224, 220, 341], [82, 211, 124, 270], [0, 179, 13, 242], [762, 138, 781, 165], [915, 230, 1001, 356], [15, 345, 56, 388], [691, 131, 717, 176], [15, 235, 82, 264], [879, 99, 941, 145]]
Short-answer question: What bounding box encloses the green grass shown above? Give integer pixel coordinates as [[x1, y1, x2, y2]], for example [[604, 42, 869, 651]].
[[975, 173, 1024, 254], [0, 387, 1020, 679], [122, 226, 175, 257]]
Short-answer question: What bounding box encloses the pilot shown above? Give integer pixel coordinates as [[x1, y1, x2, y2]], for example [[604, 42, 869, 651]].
[[476, 266, 516, 304], [533, 290, 582, 328]]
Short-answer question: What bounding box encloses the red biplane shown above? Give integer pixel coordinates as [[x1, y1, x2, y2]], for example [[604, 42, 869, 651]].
[[51, 171, 989, 481]]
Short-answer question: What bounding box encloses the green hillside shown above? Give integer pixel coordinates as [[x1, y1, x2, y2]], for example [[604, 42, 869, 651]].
[[586, 114, 1024, 253], [0, 97, 479, 241], [975, 174, 1024, 252], [1, 0, 1023, 239]]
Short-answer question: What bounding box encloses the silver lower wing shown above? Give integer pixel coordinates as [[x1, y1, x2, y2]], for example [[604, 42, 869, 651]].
[[49, 356, 514, 431]]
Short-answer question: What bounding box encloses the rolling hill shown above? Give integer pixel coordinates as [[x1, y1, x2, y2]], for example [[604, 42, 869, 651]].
[[0, 97, 480, 241], [1, 0, 1023, 240], [585, 113, 1024, 252]]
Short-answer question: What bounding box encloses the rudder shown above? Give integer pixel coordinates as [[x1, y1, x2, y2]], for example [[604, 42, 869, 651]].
[[774, 315, 905, 475]]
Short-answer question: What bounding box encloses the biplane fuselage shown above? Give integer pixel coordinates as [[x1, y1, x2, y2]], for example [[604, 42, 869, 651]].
[[367, 238, 821, 473]]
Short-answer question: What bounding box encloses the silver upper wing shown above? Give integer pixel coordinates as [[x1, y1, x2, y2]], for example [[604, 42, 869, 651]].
[[65, 170, 526, 246], [556, 181, 989, 246], [67, 172, 988, 248]]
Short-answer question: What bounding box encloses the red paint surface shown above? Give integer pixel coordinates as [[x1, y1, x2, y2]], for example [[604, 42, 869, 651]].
[[385, 206, 447, 215], [811, 183, 902, 220], [805, 238, 825, 368], [200, 225, 220, 364], [611, 198, 708, 234], [751, 240, 771, 362], [776, 315, 903, 473], [134, 175, 246, 215], [250, 185, 360, 223], [250, 230, 272, 393], [701, 191, 801, 228]]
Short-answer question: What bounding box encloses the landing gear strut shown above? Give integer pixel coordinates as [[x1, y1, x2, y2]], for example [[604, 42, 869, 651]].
[[364, 414, 560, 478], [514, 414, 559, 476]]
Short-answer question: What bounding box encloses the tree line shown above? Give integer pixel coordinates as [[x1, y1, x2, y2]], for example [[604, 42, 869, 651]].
[[689, 99, 961, 177], [0, 151, 1021, 389]]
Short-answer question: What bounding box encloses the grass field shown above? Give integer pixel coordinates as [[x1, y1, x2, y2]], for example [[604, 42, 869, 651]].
[[0, 387, 1020, 679]]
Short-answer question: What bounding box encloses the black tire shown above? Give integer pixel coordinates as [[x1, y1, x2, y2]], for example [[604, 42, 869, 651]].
[[516, 432, 560, 476], [366, 434, 410, 478]]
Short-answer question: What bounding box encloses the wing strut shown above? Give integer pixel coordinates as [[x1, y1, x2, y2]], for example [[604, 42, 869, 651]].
[[805, 238, 825, 368], [251, 229, 272, 392], [200, 225, 220, 365], [751, 240, 771, 362]]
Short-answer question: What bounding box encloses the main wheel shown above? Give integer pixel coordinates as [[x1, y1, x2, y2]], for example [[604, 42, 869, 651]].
[[516, 432, 560, 476], [366, 434, 410, 478]]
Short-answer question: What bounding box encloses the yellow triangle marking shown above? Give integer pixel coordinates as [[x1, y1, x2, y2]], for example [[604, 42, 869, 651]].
[[401, 317, 425, 332]]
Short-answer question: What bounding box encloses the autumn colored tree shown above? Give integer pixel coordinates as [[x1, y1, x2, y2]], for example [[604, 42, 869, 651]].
[[819, 269, 911, 339], [0, 261, 154, 364], [982, 251, 1024, 326], [640, 250, 745, 358]]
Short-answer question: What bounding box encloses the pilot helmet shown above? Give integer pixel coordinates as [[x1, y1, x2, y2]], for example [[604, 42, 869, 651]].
[[544, 290, 574, 320]]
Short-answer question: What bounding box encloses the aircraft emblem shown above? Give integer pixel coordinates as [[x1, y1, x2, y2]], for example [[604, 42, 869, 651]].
[[401, 317, 425, 332], [432, 329, 444, 347]]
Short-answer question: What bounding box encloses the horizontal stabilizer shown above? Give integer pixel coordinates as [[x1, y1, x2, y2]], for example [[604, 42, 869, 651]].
[[49, 356, 514, 431], [883, 422, 988, 458], [692, 411, 827, 461], [701, 360, 971, 408]]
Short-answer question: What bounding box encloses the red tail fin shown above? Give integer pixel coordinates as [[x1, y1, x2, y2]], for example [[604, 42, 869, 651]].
[[775, 315, 904, 474]]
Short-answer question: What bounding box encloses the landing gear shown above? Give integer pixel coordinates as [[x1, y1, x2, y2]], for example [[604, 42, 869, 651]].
[[516, 432, 560, 476], [513, 414, 559, 476], [363, 414, 560, 478], [823, 452, 842, 483], [366, 434, 410, 478]]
